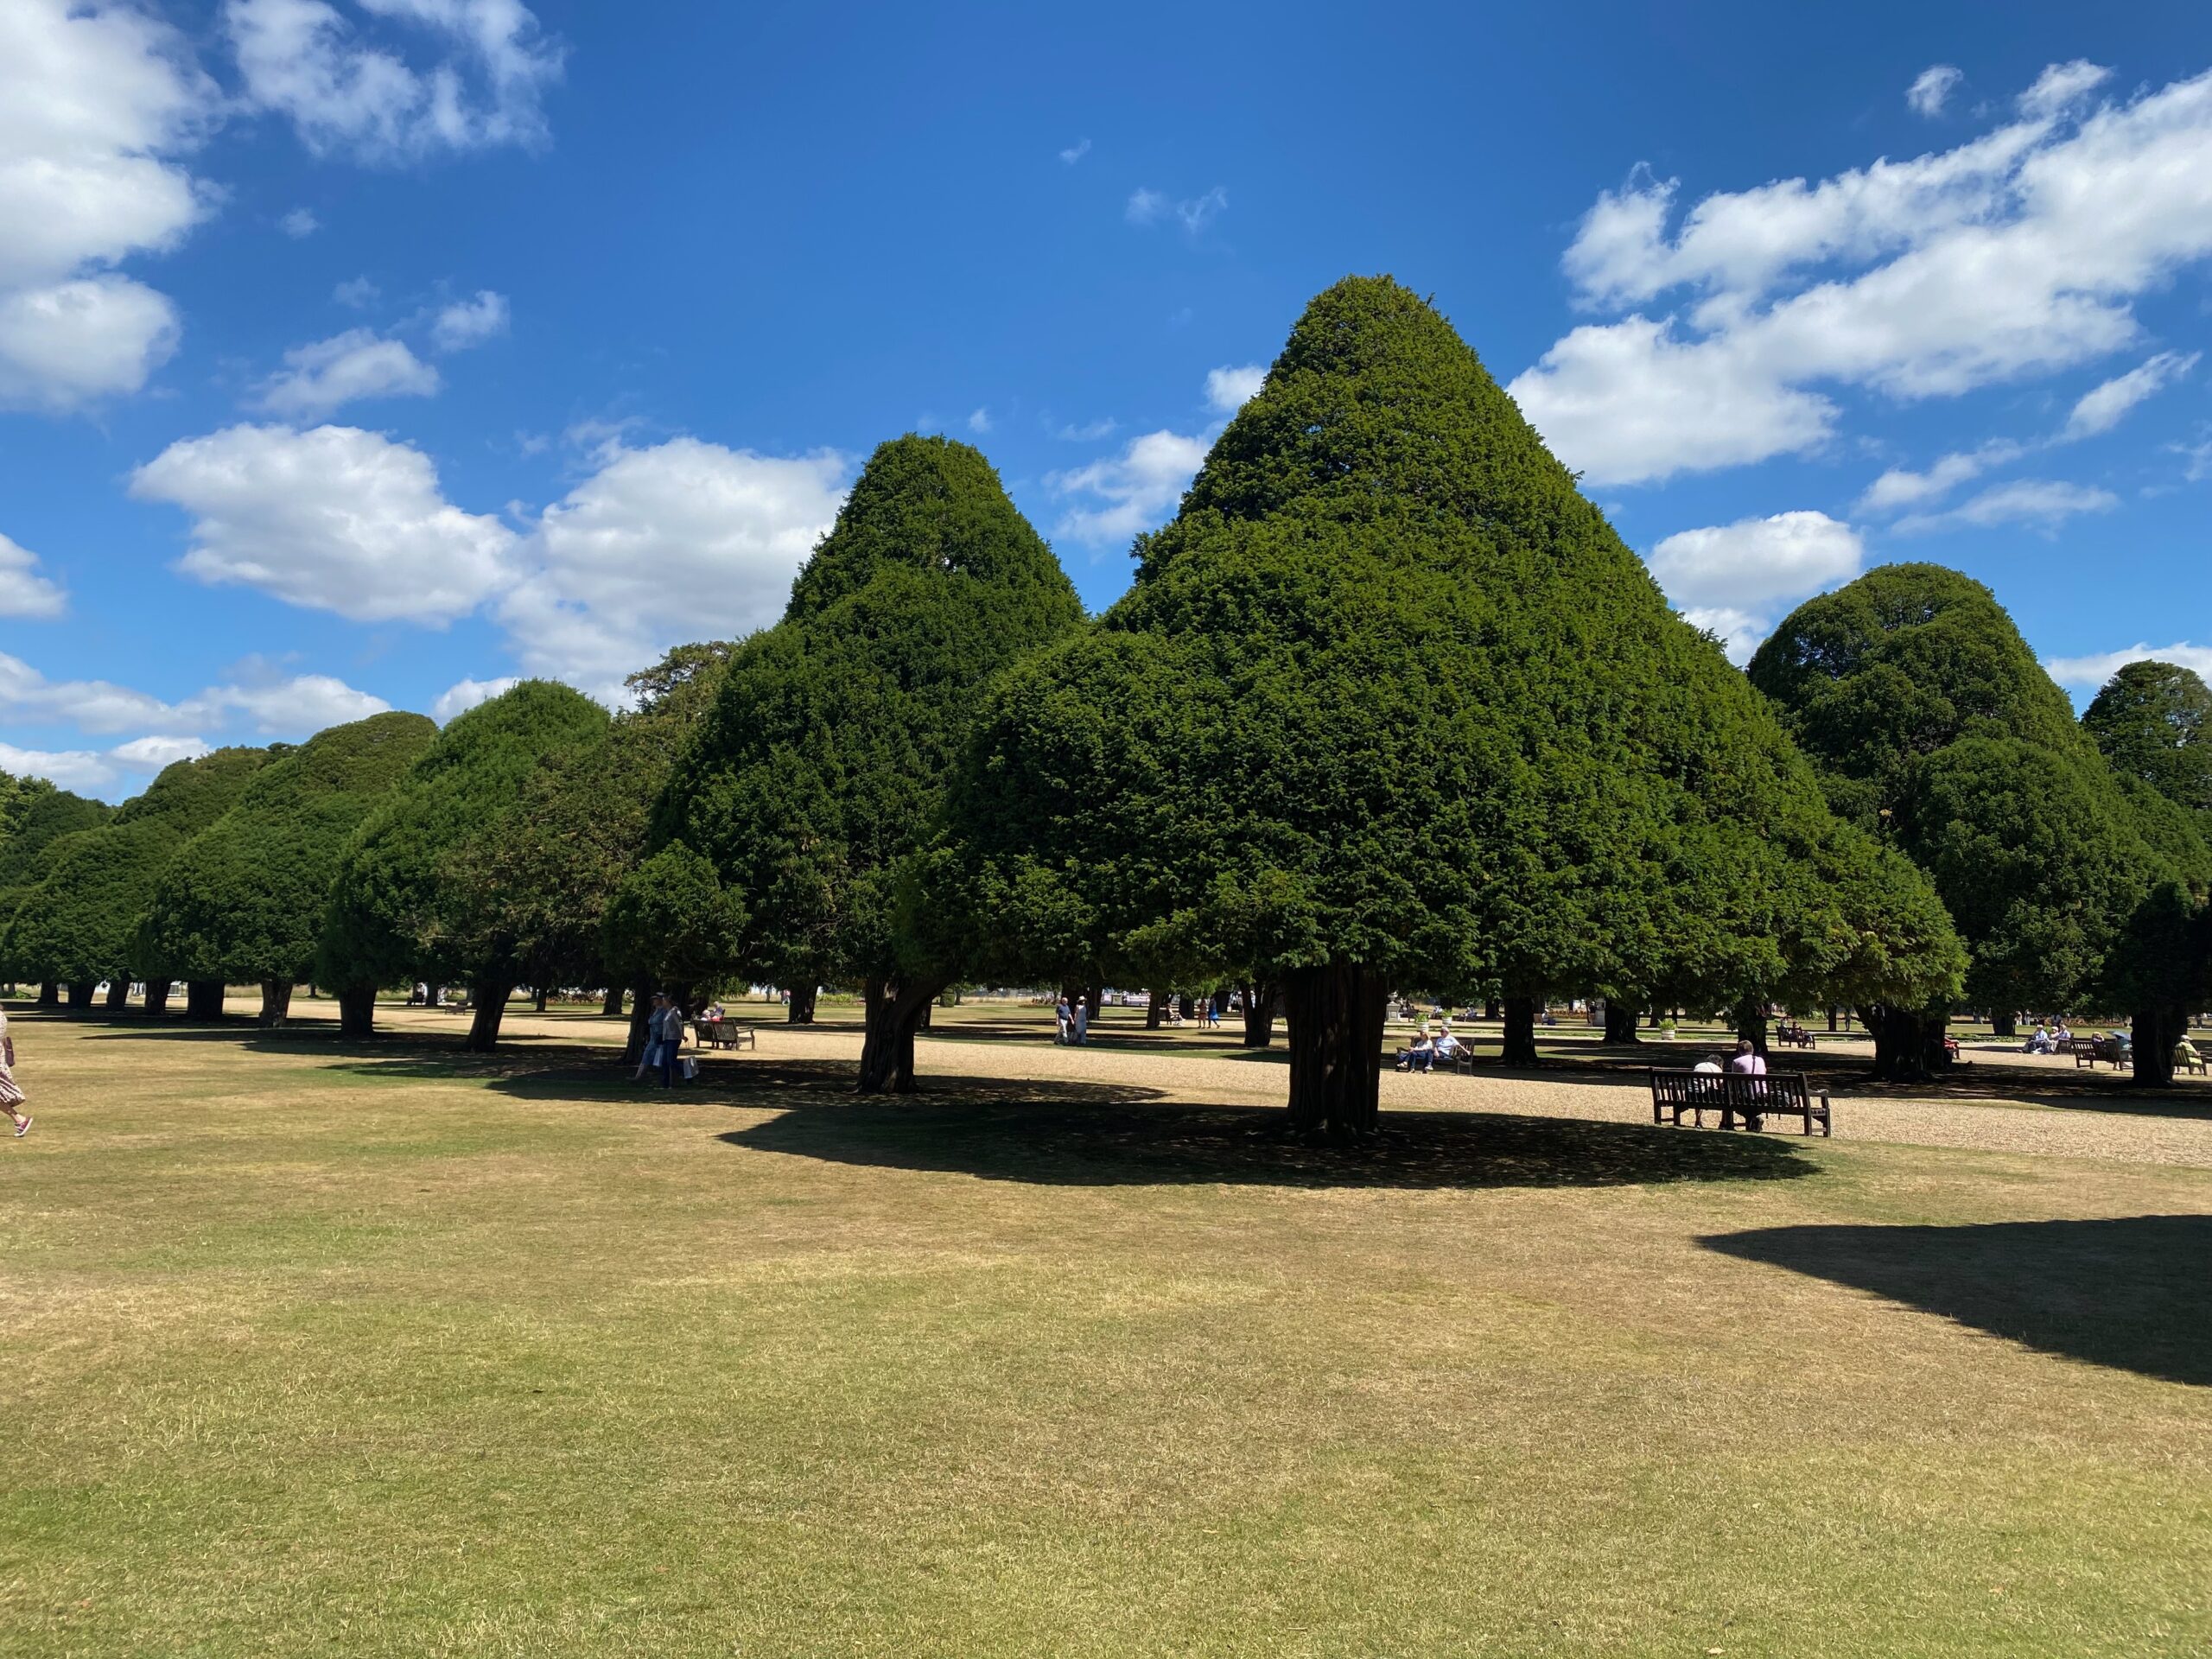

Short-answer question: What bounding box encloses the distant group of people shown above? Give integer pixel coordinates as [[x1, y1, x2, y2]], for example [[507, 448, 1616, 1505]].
[[2020, 1020, 2075, 1054], [1395, 1025, 1465, 1072]]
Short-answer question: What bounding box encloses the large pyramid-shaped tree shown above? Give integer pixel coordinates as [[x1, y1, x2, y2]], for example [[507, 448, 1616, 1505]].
[[1751, 565, 2210, 1082], [948, 276, 1960, 1135], [143, 711, 437, 1025], [658, 434, 1085, 1092]]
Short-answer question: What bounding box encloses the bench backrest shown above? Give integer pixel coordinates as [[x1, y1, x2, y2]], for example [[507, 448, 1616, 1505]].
[[1650, 1069, 1813, 1108]]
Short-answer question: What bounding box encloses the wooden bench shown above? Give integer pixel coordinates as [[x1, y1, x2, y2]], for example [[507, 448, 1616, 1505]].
[[696, 1019, 755, 1051], [2069, 1035, 2127, 1070], [1774, 1024, 1816, 1050], [1649, 1069, 1831, 1136], [2177, 1046, 2208, 1077]]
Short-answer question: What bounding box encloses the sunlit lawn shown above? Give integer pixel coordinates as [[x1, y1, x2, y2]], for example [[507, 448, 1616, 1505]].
[[3, 1001, 2208, 1656]]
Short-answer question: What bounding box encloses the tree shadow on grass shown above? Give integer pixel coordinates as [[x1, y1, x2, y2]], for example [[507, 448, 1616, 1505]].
[[1701, 1215, 2212, 1387], [718, 1092, 1818, 1192]]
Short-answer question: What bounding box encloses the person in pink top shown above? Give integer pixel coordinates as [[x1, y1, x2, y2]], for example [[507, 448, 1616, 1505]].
[[1727, 1039, 1767, 1076]]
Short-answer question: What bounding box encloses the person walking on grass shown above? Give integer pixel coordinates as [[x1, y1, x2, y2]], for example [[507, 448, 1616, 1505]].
[[1054, 993, 1071, 1045], [658, 995, 687, 1087], [635, 992, 669, 1084], [1, 1006, 31, 1137]]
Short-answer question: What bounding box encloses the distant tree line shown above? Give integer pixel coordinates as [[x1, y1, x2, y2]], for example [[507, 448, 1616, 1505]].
[[2, 277, 2205, 1128]]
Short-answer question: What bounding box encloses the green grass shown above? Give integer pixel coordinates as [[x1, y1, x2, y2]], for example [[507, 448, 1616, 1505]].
[[3, 1007, 2209, 1656]]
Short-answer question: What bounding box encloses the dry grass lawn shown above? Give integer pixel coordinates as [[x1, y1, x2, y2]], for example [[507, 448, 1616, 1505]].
[[3, 996, 2209, 1656]]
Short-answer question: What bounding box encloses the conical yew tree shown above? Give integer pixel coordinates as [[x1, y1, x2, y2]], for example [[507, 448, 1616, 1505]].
[[321, 681, 608, 1045], [658, 434, 1085, 1093], [143, 711, 437, 1024], [948, 276, 1959, 1135]]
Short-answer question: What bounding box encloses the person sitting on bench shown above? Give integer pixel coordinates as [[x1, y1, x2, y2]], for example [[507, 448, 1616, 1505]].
[[1396, 1031, 1436, 1073]]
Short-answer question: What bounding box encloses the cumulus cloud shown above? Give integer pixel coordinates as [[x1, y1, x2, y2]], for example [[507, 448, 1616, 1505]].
[[108, 734, 213, 768], [2064, 351, 2199, 438], [431, 675, 518, 723], [966, 406, 991, 435], [256, 327, 441, 416], [0, 532, 67, 619], [280, 207, 321, 238], [0, 650, 172, 734], [225, 0, 563, 162], [499, 438, 849, 695], [334, 275, 380, 308], [1047, 429, 1210, 545], [1644, 510, 1862, 663], [0, 649, 386, 746], [1510, 64, 2212, 486], [2044, 641, 2212, 689], [0, 741, 122, 794], [0, 0, 217, 409], [132, 423, 516, 623], [1856, 440, 2024, 514], [430, 287, 507, 350], [1908, 65, 1962, 118], [1892, 478, 2119, 536], [1204, 364, 1266, 412], [181, 674, 390, 733]]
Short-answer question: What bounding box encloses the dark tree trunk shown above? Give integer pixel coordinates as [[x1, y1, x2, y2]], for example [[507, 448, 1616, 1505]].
[[1649, 1008, 1665, 1028], [1827, 1004, 1840, 1033], [257, 980, 294, 1027], [2132, 1002, 2183, 1088], [338, 984, 377, 1038], [1870, 1004, 1947, 1080], [1147, 989, 1167, 1029], [143, 978, 171, 1015], [1602, 1000, 1641, 1045], [858, 975, 942, 1094], [1734, 998, 1770, 1058], [918, 998, 933, 1030], [464, 978, 515, 1052], [601, 985, 624, 1017], [1240, 981, 1279, 1047], [1281, 961, 1389, 1140], [1991, 1009, 2017, 1039], [535, 986, 550, 1013], [1483, 997, 1501, 1021], [67, 981, 96, 1011], [1500, 995, 1539, 1067], [185, 980, 225, 1020], [1084, 982, 1103, 1022], [624, 972, 654, 1063], [38, 982, 59, 1007], [786, 983, 817, 1024], [105, 978, 131, 1011], [1177, 992, 1194, 1020]]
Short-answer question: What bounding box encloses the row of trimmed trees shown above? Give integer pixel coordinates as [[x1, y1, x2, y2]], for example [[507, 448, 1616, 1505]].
[[3, 276, 2206, 1126]]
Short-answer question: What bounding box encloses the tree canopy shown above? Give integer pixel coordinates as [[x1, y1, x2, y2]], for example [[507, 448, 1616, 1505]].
[[1, 748, 270, 989], [2082, 659, 2212, 817], [945, 276, 1960, 1131], [658, 433, 1085, 1090], [321, 681, 608, 1042], [142, 712, 437, 1015]]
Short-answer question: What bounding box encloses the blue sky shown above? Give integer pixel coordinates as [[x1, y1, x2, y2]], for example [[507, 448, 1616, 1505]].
[[4, 0, 2210, 798]]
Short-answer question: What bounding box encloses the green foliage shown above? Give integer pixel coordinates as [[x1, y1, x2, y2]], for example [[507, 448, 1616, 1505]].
[[2082, 659, 2212, 816], [0, 783, 110, 894], [142, 713, 437, 984], [1, 749, 270, 984], [0, 770, 54, 842], [1753, 565, 2206, 1017], [322, 682, 608, 990], [662, 434, 1084, 996], [948, 277, 1960, 1033], [601, 842, 748, 994]]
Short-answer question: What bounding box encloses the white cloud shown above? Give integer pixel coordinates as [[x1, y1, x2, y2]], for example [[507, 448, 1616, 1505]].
[[430, 287, 507, 351], [1908, 65, 1962, 118], [1511, 64, 2212, 485], [256, 327, 441, 416], [131, 423, 516, 623], [2044, 641, 2212, 689], [0, 1, 219, 410], [1204, 364, 1266, 412], [1047, 429, 1210, 546], [1126, 185, 1227, 232], [0, 741, 118, 793], [280, 207, 320, 238], [1054, 416, 1117, 442], [499, 438, 849, 695], [1893, 478, 2119, 535], [225, 0, 563, 162], [109, 734, 213, 768], [2019, 60, 2111, 118], [1680, 607, 1770, 665], [0, 651, 172, 734], [966, 406, 992, 435], [334, 275, 379, 308], [2174, 429, 2212, 483], [182, 675, 390, 733], [0, 533, 67, 619], [0, 649, 386, 744], [431, 675, 518, 723], [2064, 350, 2199, 438], [1058, 137, 1090, 164], [1646, 510, 1863, 613], [1856, 440, 2023, 514]]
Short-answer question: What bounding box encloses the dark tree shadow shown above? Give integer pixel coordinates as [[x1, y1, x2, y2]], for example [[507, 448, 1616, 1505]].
[[1701, 1215, 2212, 1386], [719, 1093, 1817, 1192]]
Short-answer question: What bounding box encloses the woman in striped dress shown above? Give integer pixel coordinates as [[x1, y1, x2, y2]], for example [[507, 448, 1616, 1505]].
[[0, 1006, 29, 1137]]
